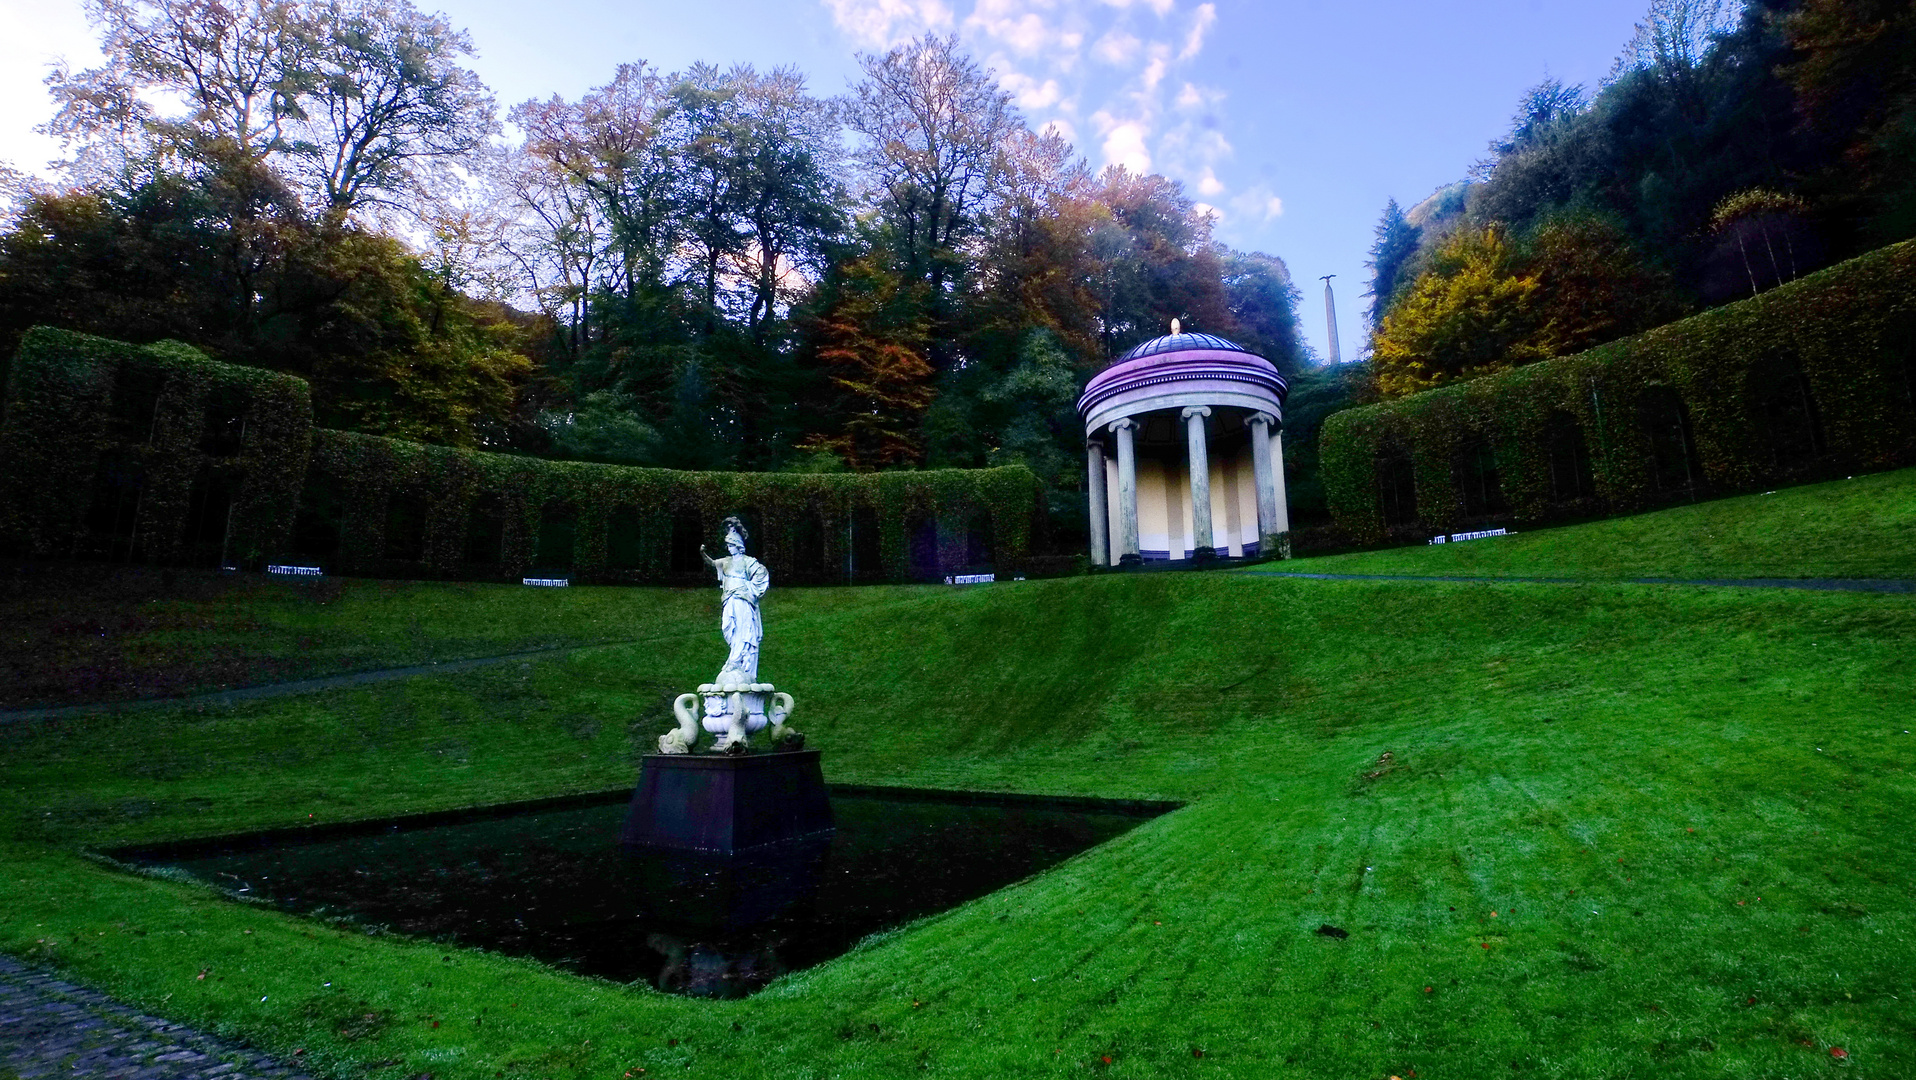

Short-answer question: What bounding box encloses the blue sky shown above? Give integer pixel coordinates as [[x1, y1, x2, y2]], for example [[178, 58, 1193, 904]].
[[0, 0, 1657, 364]]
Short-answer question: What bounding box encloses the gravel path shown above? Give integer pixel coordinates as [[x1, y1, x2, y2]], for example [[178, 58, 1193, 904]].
[[0, 643, 623, 726], [0, 955, 310, 1080], [1239, 571, 1916, 594]]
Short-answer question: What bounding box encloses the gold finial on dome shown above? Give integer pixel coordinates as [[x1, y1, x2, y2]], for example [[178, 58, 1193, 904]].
[[1171, 318, 1181, 334]]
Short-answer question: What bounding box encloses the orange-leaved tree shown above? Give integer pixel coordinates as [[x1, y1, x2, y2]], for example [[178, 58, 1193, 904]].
[[802, 254, 934, 470], [1372, 217, 1683, 398]]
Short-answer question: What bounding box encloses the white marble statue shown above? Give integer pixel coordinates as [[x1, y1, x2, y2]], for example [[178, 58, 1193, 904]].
[[657, 516, 799, 754], [703, 517, 769, 685]]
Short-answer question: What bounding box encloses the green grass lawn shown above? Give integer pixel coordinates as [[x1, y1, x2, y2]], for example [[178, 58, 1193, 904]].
[[2, 483, 1914, 1078], [1277, 466, 1916, 581], [0, 566, 922, 710]]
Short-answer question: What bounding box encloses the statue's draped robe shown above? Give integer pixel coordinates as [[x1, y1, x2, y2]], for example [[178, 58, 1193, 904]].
[[715, 554, 770, 683]]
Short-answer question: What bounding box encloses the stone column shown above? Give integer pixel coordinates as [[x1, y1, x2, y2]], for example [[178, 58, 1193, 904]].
[[1245, 412, 1282, 556], [1109, 418, 1140, 566], [1181, 406, 1214, 560], [1085, 439, 1109, 567], [1271, 431, 1292, 540]]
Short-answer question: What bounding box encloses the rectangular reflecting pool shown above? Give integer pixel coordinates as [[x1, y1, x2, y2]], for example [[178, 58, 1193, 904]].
[[112, 787, 1173, 998]]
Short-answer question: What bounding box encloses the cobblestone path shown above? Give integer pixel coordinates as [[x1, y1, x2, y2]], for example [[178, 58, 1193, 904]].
[[0, 955, 309, 1080]]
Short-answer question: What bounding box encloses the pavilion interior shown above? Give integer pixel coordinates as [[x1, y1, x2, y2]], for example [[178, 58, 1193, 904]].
[[1095, 405, 1284, 564]]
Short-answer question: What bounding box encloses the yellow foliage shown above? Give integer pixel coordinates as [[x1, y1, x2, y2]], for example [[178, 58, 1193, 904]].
[[1372, 226, 1555, 398]]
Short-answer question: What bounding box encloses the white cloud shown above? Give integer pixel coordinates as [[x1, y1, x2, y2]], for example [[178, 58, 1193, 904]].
[[1139, 52, 1167, 91], [1092, 29, 1142, 65], [1152, 114, 1231, 202], [821, 0, 1246, 206], [823, 0, 956, 49], [999, 69, 1065, 110], [1193, 201, 1221, 221], [1179, 3, 1216, 60], [968, 0, 1075, 56], [1228, 185, 1284, 221], [1177, 81, 1227, 114], [1093, 111, 1152, 172]]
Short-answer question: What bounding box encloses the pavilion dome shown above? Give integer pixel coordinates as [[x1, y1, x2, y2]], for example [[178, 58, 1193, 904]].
[[1077, 330, 1288, 433]]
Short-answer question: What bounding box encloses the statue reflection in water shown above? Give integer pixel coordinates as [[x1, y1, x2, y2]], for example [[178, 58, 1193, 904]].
[[623, 834, 831, 998], [647, 930, 789, 998]]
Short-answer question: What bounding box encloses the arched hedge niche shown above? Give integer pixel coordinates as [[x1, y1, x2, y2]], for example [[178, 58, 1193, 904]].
[[1635, 386, 1702, 497], [1377, 444, 1418, 529]]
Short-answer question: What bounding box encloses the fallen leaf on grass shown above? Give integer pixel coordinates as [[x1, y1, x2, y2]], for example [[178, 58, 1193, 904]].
[[1830, 1047, 1848, 1059]]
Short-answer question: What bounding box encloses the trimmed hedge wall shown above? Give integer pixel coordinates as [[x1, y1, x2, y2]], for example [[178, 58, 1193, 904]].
[[0, 326, 1045, 582], [1322, 239, 1916, 543], [0, 328, 313, 563], [298, 430, 1042, 584]]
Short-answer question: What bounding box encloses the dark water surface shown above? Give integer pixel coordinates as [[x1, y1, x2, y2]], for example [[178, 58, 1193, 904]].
[[114, 789, 1169, 998]]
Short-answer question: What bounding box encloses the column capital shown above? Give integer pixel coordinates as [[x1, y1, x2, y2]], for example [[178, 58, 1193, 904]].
[[1243, 411, 1277, 429], [1108, 417, 1138, 433], [1180, 405, 1212, 420], [1086, 437, 1106, 453]]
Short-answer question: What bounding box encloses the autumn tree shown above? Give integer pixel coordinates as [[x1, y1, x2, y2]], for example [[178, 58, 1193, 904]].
[[967, 127, 1103, 365], [802, 254, 933, 470], [44, 0, 494, 214], [509, 63, 675, 301], [844, 34, 1016, 363], [1221, 250, 1308, 376], [1372, 225, 1546, 397], [1372, 217, 1683, 397], [293, 0, 495, 213], [1782, 0, 1916, 245], [0, 162, 533, 445], [45, 0, 313, 173], [1709, 188, 1812, 297], [1089, 167, 1234, 354]]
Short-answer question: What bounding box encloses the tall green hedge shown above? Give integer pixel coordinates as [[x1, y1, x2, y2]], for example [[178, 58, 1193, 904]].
[[299, 430, 1041, 584], [0, 326, 1044, 581], [0, 328, 313, 562], [1322, 239, 1916, 542]]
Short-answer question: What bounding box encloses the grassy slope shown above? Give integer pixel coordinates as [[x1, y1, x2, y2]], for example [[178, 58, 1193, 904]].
[[1277, 466, 1916, 581], [2, 488, 1914, 1078], [0, 569, 918, 709]]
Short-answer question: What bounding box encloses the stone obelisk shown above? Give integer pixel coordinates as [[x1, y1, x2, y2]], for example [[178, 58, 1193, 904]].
[[1321, 275, 1342, 365]]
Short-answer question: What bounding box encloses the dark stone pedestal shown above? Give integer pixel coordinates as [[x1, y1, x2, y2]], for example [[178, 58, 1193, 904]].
[[622, 750, 833, 854]]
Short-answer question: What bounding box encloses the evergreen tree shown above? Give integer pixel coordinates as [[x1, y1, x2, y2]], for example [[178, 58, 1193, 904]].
[[1362, 199, 1421, 332]]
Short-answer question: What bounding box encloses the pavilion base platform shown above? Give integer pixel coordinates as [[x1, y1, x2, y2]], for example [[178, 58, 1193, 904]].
[[622, 750, 833, 854]]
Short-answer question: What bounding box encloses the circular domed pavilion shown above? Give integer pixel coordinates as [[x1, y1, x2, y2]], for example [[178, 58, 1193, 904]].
[[1077, 328, 1291, 566]]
